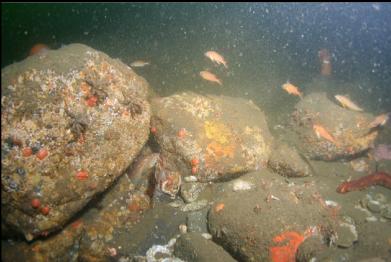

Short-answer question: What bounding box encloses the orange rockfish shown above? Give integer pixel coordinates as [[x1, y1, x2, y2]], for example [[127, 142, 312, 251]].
[[130, 60, 150, 67], [334, 95, 363, 111], [204, 51, 228, 68], [200, 70, 223, 86], [369, 113, 390, 128], [282, 81, 303, 99], [313, 124, 339, 146]]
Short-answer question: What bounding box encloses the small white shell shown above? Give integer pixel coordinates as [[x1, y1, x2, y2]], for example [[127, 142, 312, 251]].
[[179, 224, 187, 234], [201, 233, 213, 240], [232, 179, 254, 192], [325, 200, 339, 208], [184, 176, 198, 182]]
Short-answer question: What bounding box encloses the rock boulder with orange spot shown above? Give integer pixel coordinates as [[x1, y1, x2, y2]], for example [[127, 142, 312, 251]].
[[208, 170, 336, 261], [1, 43, 152, 240], [151, 93, 269, 182]]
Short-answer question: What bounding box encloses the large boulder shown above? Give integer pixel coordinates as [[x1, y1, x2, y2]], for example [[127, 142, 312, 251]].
[[1, 43, 151, 240], [207, 171, 336, 261], [151, 92, 311, 185], [291, 92, 378, 161]]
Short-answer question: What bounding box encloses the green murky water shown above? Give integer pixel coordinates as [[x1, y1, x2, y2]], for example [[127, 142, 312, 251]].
[[2, 3, 391, 260]]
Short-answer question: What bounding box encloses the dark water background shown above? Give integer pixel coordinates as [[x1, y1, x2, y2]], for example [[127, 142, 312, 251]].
[[2, 3, 391, 116]]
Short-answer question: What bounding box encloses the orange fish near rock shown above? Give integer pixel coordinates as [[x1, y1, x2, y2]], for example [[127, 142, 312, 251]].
[[200, 70, 223, 86], [282, 81, 303, 99], [29, 43, 50, 56], [369, 112, 390, 128], [130, 60, 150, 67], [313, 124, 339, 146], [335, 95, 363, 112], [205, 51, 228, 68]]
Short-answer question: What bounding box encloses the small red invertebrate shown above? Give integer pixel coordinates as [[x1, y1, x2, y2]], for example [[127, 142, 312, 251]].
[[76, 170, 89, 181], [121, 109, 130, 117], [214, 203, 225, 213], [22, 147, 33, 157], [40, 206, 50, 216], [31, 198, 41, 209], [71, 219, 83, 229], [36, 148, 48, 160], [191, 166, 198, 174], [150, 127, 157, 134], [40, 231, 49, 237], [177, 128, 186, 138], [128, 202, 141, 212], [86, 95, 98, 107], [191, 158, 199, 166]]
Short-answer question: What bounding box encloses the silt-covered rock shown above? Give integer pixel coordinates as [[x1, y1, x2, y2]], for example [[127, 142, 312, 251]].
[[291, 92, 378, 161]]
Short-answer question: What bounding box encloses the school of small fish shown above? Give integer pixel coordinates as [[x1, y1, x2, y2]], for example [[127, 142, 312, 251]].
[[131, 48, 387, 150], [200, 50, 228, 86]]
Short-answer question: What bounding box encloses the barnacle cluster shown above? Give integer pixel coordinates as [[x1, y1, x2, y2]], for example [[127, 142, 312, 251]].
[[162, 93, 221, 120], [241, 126, 270, 167], [65, 108, 89, 142]]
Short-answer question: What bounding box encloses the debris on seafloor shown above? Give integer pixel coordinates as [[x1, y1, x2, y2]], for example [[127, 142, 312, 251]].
[[145, 237, 184, 262]]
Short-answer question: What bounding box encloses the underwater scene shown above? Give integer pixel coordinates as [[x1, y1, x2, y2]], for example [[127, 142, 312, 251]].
[[1, 3, 391, 261]]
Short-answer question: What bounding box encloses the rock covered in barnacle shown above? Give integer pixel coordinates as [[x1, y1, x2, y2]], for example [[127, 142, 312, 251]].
[[1, 43, 151, 240]]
